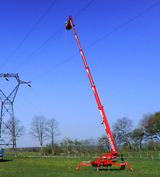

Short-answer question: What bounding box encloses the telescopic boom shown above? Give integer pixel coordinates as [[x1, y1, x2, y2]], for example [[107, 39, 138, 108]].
[[65, 15, 117, 156], [65, 15, 133, 172]]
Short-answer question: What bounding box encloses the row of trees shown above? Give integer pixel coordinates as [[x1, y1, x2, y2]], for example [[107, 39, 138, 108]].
[[2, 116, 59, 154], [3, 111, 160, 154], [112, 112, 160, 151], [29, 116, 59, 154], [33, 111, 160, 154], [48, 112, 160, 154]]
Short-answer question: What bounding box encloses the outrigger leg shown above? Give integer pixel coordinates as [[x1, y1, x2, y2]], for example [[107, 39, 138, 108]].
[[76, 159, 134, 172], [76, 161, 91, 171]]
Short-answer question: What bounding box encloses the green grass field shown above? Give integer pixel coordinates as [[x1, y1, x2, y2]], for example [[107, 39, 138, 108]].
[[0, 152, 160, 177]]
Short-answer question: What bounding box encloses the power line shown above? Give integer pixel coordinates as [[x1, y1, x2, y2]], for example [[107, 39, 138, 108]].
[[30, 87, 56, 117], [32, 53, 79, 82], [73, 0, 94, 19], [0, 0, 57, 69], [11, 27, 64, 72], [31, 0, 160, 81], [85, 0, 160, 50], [11, 0, 95, 74]]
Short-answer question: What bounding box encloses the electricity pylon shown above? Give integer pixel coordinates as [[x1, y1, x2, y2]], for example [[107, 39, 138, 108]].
[[0, 73, 30, 149]]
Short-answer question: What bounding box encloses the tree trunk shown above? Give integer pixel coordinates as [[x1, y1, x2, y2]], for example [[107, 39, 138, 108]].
[[51, 132, 54, 155], [40, 137, 43, 154]]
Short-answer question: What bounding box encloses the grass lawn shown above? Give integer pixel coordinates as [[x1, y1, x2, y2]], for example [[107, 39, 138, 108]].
[[0, 155, 160, 177]]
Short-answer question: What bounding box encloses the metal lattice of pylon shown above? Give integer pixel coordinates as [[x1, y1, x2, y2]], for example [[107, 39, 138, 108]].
[[0, 73, 30, 149]]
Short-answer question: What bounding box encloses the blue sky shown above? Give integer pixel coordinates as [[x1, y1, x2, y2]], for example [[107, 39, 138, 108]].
[[0, 0, 160, 147]]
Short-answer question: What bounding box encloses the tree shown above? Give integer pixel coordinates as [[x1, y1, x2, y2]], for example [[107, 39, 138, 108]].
[[72, 139, 82, 155], [2, 117, 26, 149], [60, 137, 73, 155], [154, 112, 160, 139], [112, 117, 133, 150], [112, 132, 124, 149], [140, 112, 160, 150], [45, 118, 59, 155], [98, 135, 110, 153], [81, 138, 96, 154], [131, 128, 144, 151], [29, 115, 47, 153], [43, 143, 59, 155]]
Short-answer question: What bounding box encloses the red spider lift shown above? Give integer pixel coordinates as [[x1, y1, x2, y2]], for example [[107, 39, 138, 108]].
[[65, 15, 134, 172]]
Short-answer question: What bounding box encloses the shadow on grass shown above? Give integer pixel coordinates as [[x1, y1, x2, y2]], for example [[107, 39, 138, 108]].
[[98, 165, 126, 171], [1, 159, 13, 162]]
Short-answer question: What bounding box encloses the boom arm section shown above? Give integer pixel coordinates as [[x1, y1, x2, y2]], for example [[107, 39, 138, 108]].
[[65, 15, 117, 156]]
